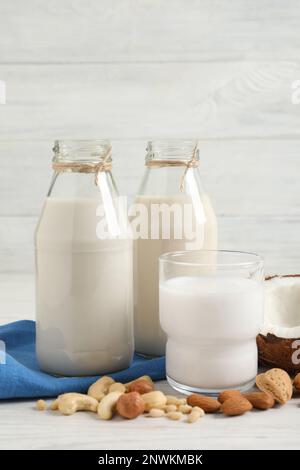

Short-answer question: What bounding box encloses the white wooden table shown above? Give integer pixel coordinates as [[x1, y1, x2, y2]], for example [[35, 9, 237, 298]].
[[0, 274, 299, 450]]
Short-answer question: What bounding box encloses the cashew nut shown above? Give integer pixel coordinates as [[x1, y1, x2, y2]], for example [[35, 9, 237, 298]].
[[97, 391, 123, 420], [109, 382, 126, 394], [88, 376, 115, 401], [58, 393, 98, 416], [142, 391, 167, 411]]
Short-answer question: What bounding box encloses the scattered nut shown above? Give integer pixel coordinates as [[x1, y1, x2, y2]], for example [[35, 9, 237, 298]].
[[125, 375, 153, 391], [221, 396, 252, 416], [97, 391, 123, 420], [36, 399, 46, 411], [187, 394, 221, 413], [256, 368, 292, 404], [178, 404, 193, 414], [218, 390, 243, 404], [116, 392, 145, 419], [243, 391, 275, 410], [142, 391, 167, 411], [177, 398, 187, 405], [109, 382, 126, 394], [187, 406, 205, 423], [127, 379, 154, 395], [164, 404, 177, 413], [165, 395, 181, 406], [88, 376, 115, 401], [50, 399, 59, 411], [293, 373, 300, 392], [147, 408, 165, 418], [166, 411, 183, 421], [58, 393, 98, 416]]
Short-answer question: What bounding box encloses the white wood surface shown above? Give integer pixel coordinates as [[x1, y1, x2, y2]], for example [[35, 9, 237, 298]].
[[0, 0, 299, 63], [0, 61, 299, 140], [0, 273, 299, 451]]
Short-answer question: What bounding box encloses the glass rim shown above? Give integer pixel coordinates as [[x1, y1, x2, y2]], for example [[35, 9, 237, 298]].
[[146, 139, 199, 161], [52, 139, 112, 163], [159, 250, 264, 269]]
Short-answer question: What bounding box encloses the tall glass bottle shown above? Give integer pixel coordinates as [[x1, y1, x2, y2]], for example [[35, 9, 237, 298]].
[[35, 140, 133, 376], [133, 140, 218, 357]]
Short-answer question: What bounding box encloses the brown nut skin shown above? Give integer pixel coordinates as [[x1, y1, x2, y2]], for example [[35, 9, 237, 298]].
[[187, 394, 221, 413], [294, 373, 300, 392], [116, 392, 145, 419], [243, 391, 275, 410], [221, 397, 252, 416], [218, 390, 243, 404], [127, 379, 154, 395]]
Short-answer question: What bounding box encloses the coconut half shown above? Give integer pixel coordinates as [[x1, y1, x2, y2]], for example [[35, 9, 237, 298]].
[[257, 275, 300, 372]]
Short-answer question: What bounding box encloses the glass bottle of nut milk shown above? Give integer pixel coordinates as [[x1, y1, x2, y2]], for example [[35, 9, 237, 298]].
[[35, 140, 133, 376], [133, 140, 218, 357]]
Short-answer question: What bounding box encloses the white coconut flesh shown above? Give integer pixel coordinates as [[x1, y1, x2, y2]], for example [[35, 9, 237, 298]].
[[260, 276, 300, 338]]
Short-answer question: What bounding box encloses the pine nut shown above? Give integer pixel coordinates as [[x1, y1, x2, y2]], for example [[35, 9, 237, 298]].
[[178, 404, 192, 414], [36, 399, 46, 411], [166, 411, 183, 421], [147, 408, 165, 418]]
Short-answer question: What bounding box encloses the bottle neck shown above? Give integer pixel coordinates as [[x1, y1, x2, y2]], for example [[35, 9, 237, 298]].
[[52, 140, 112, 186], [52, 140, 112, 165], [145, 140, 199, 165]]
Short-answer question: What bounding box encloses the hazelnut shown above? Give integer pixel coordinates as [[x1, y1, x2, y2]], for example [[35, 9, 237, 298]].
[[127, 379, 154, 395], [116, 392, 145, 419]]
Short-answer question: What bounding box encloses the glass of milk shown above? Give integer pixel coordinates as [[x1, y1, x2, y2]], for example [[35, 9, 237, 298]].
[[159, 250, 264, 395], [35, 140, 133, 376]]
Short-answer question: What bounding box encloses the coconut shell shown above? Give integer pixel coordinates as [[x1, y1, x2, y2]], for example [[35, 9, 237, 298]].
[[257, 333, 300, 373], [257, 274, 300, 373]]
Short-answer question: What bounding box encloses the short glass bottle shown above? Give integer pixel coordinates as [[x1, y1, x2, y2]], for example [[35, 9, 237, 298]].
[[35, 140, 133, 376]]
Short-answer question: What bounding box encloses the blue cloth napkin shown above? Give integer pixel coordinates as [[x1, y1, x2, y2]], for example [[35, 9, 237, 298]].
[[0, 320, 166, 399]]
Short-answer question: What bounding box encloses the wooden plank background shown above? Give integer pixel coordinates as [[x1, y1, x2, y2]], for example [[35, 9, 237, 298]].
[[0, 0, 299, 274]]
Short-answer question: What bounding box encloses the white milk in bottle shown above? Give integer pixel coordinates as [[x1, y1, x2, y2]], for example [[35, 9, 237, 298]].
[[35, 140, 133, 376], [133, 141, 217, 357]]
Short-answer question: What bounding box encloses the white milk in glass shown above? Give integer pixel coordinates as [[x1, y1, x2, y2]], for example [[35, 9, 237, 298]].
[[160, 276, 264, 391]]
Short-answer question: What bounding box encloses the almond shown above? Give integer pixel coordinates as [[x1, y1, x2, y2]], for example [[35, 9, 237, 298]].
[[218, 389, 243, 404], [221, 396, 252, 416], [243, 391, 275, 410], [187, 394, 221, 413], [293, 373, 300, 392], [256, 368, 292, 404]]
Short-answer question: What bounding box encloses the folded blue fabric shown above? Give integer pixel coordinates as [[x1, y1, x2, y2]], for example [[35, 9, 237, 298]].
[[0, 320, 166, 399]]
